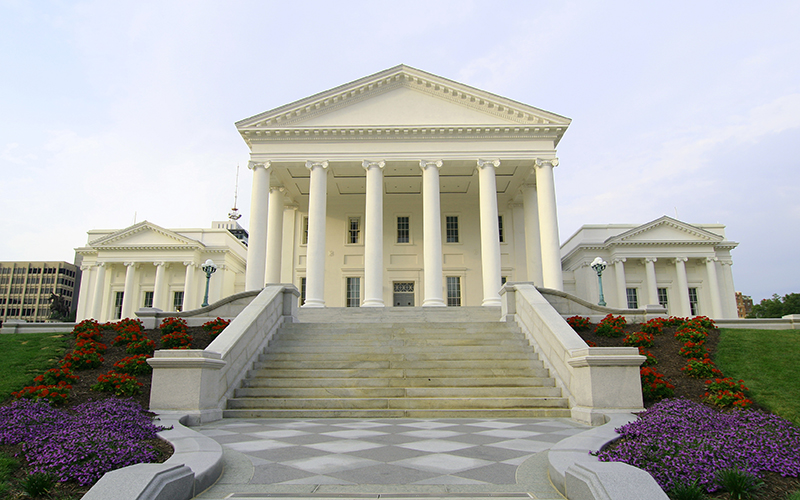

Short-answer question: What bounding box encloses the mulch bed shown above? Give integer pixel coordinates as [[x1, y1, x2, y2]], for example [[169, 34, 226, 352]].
[[575, 321, 800, 499]]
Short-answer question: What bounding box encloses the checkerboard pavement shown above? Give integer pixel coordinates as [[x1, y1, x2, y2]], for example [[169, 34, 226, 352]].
[[195, 417, 588, 493]]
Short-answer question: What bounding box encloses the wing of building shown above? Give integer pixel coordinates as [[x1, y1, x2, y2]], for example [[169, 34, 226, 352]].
[[74, 221, 247, 322]]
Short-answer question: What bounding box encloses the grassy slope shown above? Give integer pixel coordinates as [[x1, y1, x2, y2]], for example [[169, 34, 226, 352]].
[[716, 328, 800, 426], [0, 332, 70, 400]]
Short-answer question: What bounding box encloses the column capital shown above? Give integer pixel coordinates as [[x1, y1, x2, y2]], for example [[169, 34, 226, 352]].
[[612, 257, 627, 264], [124, 262, 139, 268], [673, 257, 688, 263], [534, 158, 559, 169], [643, 257, 657, 264], [477, 159, 500, 169], [362, 160, 385, 171], [508, 202, 523, 209], [153, 261, 166, 267], [248, 160, 271, 171], [720, 260, 733, 266], [183, 261, 197, 268], [305, 160, 329, 170], [80, 264, 93, 271], [96, 261, 106, 268], [419, 160, 443, 171], [706, 256, 719, 263], [269, 186, 285, 194]]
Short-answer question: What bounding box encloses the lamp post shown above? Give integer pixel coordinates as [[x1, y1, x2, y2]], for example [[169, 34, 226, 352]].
[[591, 257, 608, 307], [201, 259, 217, 307]]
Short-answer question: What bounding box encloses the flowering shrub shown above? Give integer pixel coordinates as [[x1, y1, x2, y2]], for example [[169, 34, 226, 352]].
[[674, 327, 708, 343], [72, 319, 101, 337], [623, 332, 654, 348], [704, 377, 751, 409], [113, 325, 147, 346], [681, 357, 720, 379], [159, 317, 187, 336], [111, 318, 144, 333], [663, 316, 688, 328], [33, 366, 79, 386], [92, 371, 143, 396], [161, 331, 192, 349], [113, 354, 153, 376], [0, 399, 167, 485], [688, 316, 716, 330], [640, 318, 664, 335], [594, 314, 627, 337], [679, 340, 706, 358], [203, 317, 231, 340], [585, 340, 597, 347], [640, 366, 674, 401], [595, 399, 800, 493], [566, 315, 591, 331], [11, 382, 71, 405], [638, 347, 658, 366], [125, 339, 156, 355], [62, 346, 104, 370], [75, 336, 107, 354]]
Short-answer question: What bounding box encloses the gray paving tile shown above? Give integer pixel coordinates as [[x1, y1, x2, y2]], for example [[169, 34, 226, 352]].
[[447, 445, 531, 463], [391, 453, 493, 474], [362, 433, 426, 445], [328, 463, 439, 485], [453, 462, 518, 484], [443, 432, 510, 445], [283, 454, 380, 474], [276, 433, 343, 446], [305, 439, 385, 453], [347, 444, 429, 462], [249, 445, 329, 462], [250, 463, 316, 484]]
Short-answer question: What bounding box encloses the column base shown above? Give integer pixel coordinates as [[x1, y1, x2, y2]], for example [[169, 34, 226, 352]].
[[361, 300, 385, 307], [301, 299, 325, 308], [481, 297, 502, 307], [422, 298, 446, 307]]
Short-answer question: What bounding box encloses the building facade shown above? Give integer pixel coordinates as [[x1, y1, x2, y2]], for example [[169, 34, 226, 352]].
[[560, 217, 739, 318], [75, 221, 247, 322], [0, 261, 81, 323], [237, 65, 569, 308]]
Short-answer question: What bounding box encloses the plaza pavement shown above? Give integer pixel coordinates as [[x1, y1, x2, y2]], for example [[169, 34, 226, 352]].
[[192, 417, 590, 500]]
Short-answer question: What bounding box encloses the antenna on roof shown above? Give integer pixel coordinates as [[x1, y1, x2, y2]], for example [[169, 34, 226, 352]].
[[228, 165, 242, 221]]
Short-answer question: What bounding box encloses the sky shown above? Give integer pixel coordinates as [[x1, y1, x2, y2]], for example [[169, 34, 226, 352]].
[[1, 1, 798, 303]]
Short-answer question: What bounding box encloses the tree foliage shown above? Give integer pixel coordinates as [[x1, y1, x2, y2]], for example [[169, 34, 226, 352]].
[[748, 293, 800, 318]]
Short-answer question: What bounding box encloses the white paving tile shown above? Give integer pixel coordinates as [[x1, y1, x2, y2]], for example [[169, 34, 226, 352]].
[[305, 439, 385, 453], [476, 429, 540, 439], [398, 439, 475, 453], [487, 439, 551, 453], [396, 421, 458, 430], [330, 421, 391, 429], [284, 454, 379, 474], [400, 429, 464, 439], [322, 429, 388, 439], [413, 475, 490, 485], [501, 453, 535, 466], [466, 421, 525, 429], [269, 421, 327, 429], [225, 439, 295, 452], [248, 429, 309, 439], [392, 453, 493, 474]]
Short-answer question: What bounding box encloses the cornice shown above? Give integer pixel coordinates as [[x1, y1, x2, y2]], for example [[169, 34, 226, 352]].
[[608, 216, 722, 244], [88, 221, 202, 248]]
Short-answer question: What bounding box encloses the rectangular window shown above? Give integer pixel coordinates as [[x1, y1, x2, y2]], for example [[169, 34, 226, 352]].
[[626, 288, 639, 309], [300, 277, 306, 306], [114, 292, 124, 319], [346, 277, 360, 307], [498, 215, 505, 243], [173, 291, 184, 312], [397, 216, 409, 243], [689, 288, 699, 316], [657, 288, 669, 310], [348, 217, 361, 244], [301, 216, 309, 245], [143, 291, 154, 308], [501, 276, 508, 285], [446, 276, 461, 307], [446, 216, 459, 243]]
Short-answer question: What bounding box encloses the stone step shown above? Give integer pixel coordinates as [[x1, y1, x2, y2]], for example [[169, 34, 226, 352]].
[[258, 351, 539, 362], [241, 376, 556, 388], [226, 396, 569, 410], [233, 386, 563, 399], [296, 306, 503, 324], [246, 367, 552, 379], [268, 338, 528, 348], [263, 344, 530, 355], [277, 323, 521, 333], [222, 408, 572, 419], [252, 358, 543, 370]]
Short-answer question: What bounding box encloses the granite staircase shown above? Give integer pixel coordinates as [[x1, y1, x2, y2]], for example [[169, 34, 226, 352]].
[[223, 307, 570, 418]]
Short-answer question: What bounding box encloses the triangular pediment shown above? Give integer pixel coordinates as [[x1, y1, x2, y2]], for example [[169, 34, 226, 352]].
[[236, 65, 570, 131], [89, 221, 203, 249], [607, 216, 723, 245]]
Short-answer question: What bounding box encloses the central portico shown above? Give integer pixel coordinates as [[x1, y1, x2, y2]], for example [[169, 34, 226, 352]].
[[237, 65, 571, 307]]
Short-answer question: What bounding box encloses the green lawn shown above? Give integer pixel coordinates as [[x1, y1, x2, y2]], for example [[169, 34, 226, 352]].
[[0, 332, 70, 400], [716, 328, 800, 426]]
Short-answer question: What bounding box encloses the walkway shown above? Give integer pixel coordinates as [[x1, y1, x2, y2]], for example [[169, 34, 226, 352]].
[[193, 417, 589, 499]]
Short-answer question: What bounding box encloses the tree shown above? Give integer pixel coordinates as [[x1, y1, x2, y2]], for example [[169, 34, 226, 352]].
[[748, 293, 800, 318]]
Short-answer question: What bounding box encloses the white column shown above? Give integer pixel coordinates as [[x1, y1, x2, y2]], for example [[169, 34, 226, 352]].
[[303, 161, 329, 308], [76, 264, 93, 321], [705, 257, 723, 318], [420, 160, 445, 307], [674, 257, 691, 317], [121, 262, 138, 319], [152, 261, 167, 310], [281, 205, 298, 284], [477, 159, 502, 307], [91, 262, 107, 320], [510, 203, 527, 282], [182, 262, 196, 312], [644, 257, 659, 306], [522, 184, 543, 285], [534, 158, 563, 290], [720, 261, 737, 319], [266, 186, 285, 284], [613, 258, 627, 308], [362, 160, 385, 307], [245, 161, 271, 291]]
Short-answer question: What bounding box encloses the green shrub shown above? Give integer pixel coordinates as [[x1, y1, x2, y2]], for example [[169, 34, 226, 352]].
[[594, 314, 626, 337]]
